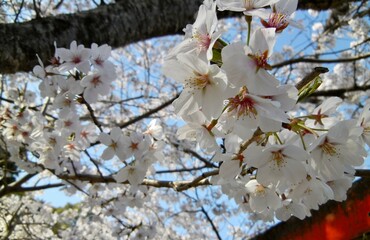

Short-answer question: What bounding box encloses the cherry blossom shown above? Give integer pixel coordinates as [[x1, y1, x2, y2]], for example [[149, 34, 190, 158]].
[[245, 179, 282, 213], [246, 144, 308, 187], [167, 0, 222, 61], [80, 71, 115, 104], [56, 41, 91, 74], [216, 0, 279, 18], [221, 28, 280, 95], [163, 53, 230, 120], [261, 0, 300, 32], [309, 121, 366, 181], [99, 127, 127, 160]]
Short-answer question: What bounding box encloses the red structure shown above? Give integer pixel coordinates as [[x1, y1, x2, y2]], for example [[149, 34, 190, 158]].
[[253, 178, 370, 240]]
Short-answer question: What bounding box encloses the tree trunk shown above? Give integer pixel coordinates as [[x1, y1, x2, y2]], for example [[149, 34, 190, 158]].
[[0, 0, 362, 74]]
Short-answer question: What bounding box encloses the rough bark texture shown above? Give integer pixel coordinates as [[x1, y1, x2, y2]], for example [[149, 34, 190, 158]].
[[0, 0, 362, 74]]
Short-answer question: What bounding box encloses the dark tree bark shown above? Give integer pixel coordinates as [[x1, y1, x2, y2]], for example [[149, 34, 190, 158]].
[[0, 0, 362, 74]]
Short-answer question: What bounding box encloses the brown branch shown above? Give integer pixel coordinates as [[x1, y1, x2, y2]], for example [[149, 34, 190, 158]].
[[0, 183, 64, 197], [201, 206, 222, 240], [83, 99, 103, 132], [155, 165, 210, 174], [56, 170, 216, 192], [272, 53, 370, 69], [118, 94, 179, 129], [311, 84, 370, 97], [171, 141, 218, 168], [0, 0, 364, 74]]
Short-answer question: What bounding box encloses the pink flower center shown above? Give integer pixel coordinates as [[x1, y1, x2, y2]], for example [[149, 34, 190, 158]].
[[261, 13, 289, 33], [194, 32, 211, 51], [72, 55, 81, 64], [228, 87, 257, 118], [64, 120, 73, 127], [94, 57, 104, 66], [90, 75, 102, 87], [248, 50, 272, 72], [185, 72, 210, 91]]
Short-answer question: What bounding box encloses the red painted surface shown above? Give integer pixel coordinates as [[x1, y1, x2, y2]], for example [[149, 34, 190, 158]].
[[287, 195, 370, 240]]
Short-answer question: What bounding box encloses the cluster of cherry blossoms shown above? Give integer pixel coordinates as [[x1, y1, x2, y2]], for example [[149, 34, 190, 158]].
[[1, 40, 165, 200], [163, 0, 369, 221], [1, 2, 369, 236]]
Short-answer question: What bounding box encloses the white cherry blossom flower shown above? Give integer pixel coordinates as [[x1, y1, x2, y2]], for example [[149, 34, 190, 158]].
[[289, 175, 334, 210], [121, 132, 151, 159], [308, 121, 366, 181], [114, 165, 147, 186], [305, 97, 342, 129], [221, 28, 279, 95], [63, 140, 83, 161], [326, 176, 353, 201], [177, 111, 219, 154], [76, 124, 99, 149], [90, 43, 116, 76], [245, 179, 282, 213], [167, 0, 222, 61], [357, 102, 370, 146], [55, 112, 82, 135], [246, 144, 308, 187], [276, 199, 309, 221], [217, 86, 289, 139], [163, 53, 230, 120], [99, 127, 127, 160], [216, 0, 279, 18], [144, 119, 164, 140], [214, 134, 246, 180], [80, 71, 114, 104], [261, 0, 301, 33], [56, 41, 91, 74]]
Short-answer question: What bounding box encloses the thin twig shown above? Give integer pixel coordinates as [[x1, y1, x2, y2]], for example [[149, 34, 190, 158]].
[[201, 206, 222, 240], [272, 53, 370, 69]]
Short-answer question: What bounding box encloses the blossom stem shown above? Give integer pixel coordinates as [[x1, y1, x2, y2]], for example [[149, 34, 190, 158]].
[[245, 15, 252, 46], [206, 119, 218, 131], [299, 132, 307, 151], [273, 132, 283, 145]]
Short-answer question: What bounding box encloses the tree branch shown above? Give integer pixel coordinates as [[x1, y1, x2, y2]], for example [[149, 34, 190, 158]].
[[201, 206, 222, 240], [272, 53, 370, 69], [311, 84, 370, 97], [118, 94, 179, 129], [0, 0, 363, 74], [56, 170, 217, 192]]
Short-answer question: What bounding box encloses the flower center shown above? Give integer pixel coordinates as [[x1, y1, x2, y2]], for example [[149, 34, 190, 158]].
[[193, 32, 211, 51], [255, 184, 266, 196], [90, 75, 102, 87], [248, 50, 271, 72], [130, 142, 139, 151], [72, 55, 81, 64], [109, 141, 118, 151], [261, 13, 289, 33], [228, 86, 257, 118], [320, 138, 336, 156], [272, 150, 285, 168], [185, 72, 211, 91]]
